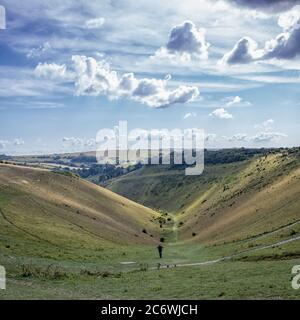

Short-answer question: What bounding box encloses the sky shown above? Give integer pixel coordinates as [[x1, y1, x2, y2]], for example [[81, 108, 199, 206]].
[[0, 0, 300, 155]]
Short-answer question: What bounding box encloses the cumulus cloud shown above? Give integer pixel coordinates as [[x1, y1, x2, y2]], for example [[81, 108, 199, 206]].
[[223, 118, 286, 143], [222, 5, 300, 64], [132, 79, 199, 108], [72, 55, 199, 108], [255, 119, 274, 131], [85, 17, 105, 29], [153, 21, 209, 62], [27, 42, 51, 59], [210, 108, 233, 119], [225, 131, 287, 143], [228, 133, 249, 142], [221, 37, 262, 64], [263, 6, 300, 59], [278, 6, 300, 29], [35, 62, 67, 79], [72, 55, 119, 96], [228, 0, 300, 13], [251, 131, 287, 142], [248, 119, 286, 142], [204, 131, 287, 145], [183, 112, 197, 119]]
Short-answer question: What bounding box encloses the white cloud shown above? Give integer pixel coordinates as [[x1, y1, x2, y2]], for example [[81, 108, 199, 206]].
[[85, 138, 96, 147], [62, 137, 97, 151], [0, 140, 8, 149], [205, 133, 218, 142], [225, 130, 287, 143], [153, 21, 209, 62], [210, 107, 233, 119], [224, 95, 251, 107], [228, 133, 249, 141], [251, 131, 287, 142], [72, 55, 199, 108], [226, 95, 241, 106], [35, 62, 67, 79], [255, 118, 274, 131], [221, 36, 262, 64], [72, 55, 119, 96], [26, 42, 51, 59], [278, 5, 300, 30], [222, 116, 286, 143], [85, 17, 105, 29], [13, 138, 25, 146], [221, 5, 300, 64], [132, 78, 199, 108], [62, 137, 83, 146], [183, 112, 197, 119], [0, 66, 72, 99], [263, 12, 300, 60]]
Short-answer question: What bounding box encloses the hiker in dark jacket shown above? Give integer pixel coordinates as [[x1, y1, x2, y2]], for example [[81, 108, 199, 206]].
[[157, 244, 163, 258]]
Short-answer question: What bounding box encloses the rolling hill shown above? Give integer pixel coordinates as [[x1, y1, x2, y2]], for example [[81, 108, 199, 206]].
[[0, 163, 161, 264], [1, 149, 300, 299], [106, 148, 300, 245]]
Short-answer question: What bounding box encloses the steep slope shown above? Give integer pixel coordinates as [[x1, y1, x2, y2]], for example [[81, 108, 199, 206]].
[[105, 161, 250, 213], [180, 151, 300, 244], [106, 148, 300, 244], [0, 164, 160, 256]]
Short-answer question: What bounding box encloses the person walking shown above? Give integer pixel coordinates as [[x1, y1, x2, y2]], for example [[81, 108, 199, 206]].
[[157, 244, 163, 258]]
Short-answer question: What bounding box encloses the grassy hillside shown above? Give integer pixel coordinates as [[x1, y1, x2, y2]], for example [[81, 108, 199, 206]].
[[0, 164, 162, 268], [106, 148, 300, 244], [1, 149, 300, 300]]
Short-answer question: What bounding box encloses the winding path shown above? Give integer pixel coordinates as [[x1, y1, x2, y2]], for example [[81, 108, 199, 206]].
[[154, 234, 300, 270]]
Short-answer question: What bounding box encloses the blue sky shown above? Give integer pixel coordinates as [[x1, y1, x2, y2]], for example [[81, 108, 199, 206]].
[[0, 0, 300, 155]]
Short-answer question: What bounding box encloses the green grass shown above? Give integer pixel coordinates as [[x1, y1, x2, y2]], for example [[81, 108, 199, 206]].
[[106, 151, 300, 245], [1, 258, 300, 299], [1, 223, 300, 300], [1, 149, 300, 300]]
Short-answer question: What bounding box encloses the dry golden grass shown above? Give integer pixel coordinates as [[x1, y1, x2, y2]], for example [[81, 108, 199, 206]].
[[180, 153, 300, 244], [0, 163, 160, 246]]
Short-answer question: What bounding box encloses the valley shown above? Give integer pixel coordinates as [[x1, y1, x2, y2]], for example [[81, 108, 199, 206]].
[[0, 148, 300, 299]]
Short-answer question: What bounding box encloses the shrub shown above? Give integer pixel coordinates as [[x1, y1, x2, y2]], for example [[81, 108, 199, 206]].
[[20, 264, 68, 279], [80, 269, 121, 278]]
